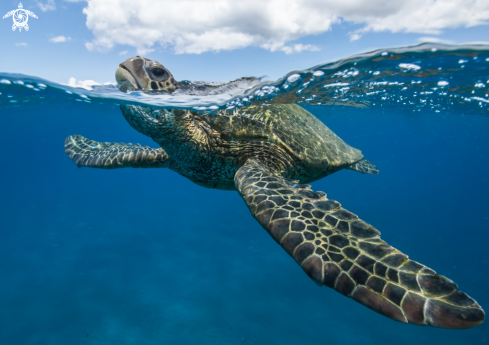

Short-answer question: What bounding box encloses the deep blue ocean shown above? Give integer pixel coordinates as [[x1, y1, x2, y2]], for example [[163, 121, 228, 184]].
[[0, 44, 488, 344]]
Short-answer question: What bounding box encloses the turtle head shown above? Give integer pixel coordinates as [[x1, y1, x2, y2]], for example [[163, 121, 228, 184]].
[[116, 56, 178, 93]]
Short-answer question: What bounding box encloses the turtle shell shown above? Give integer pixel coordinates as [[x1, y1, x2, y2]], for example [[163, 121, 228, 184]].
[[206, 104, 363, 175]]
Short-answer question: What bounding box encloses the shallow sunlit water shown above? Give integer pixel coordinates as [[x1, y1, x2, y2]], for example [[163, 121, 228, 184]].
[[0, 44, 488, 344]]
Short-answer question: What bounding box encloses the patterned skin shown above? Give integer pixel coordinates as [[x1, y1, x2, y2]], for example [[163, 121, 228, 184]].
[[64, 57, 484, 329], [65, 135, 169, 169], [235, 159, 484, 329]]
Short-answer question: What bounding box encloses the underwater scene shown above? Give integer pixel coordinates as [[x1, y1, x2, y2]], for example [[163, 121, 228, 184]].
[[0, 43, 488, 344]]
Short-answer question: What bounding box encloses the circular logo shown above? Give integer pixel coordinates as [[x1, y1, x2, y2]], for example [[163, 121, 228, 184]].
[[13, 9, 28, 28]]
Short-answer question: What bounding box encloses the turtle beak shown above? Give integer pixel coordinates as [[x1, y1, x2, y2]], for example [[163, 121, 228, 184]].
[[116, 56, 149, 92], [115, 66, 140, 91]]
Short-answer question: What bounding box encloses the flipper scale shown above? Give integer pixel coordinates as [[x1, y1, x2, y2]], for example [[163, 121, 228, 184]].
[[64, 135, 170, 169], [235, 158, 484, 329]]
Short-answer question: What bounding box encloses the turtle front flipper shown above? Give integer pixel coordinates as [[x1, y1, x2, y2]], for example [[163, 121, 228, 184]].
[[64, 135, 170, 169], [235, 158, 484, 329]]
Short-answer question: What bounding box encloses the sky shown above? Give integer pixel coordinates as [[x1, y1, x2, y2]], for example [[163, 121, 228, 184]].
[[0, 0, 488, 85]]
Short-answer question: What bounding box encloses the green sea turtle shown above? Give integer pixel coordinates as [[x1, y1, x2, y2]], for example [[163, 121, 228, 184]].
[[64, 56, 485, 329]]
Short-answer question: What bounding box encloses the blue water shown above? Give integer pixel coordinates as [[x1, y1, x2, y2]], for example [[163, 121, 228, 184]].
[[0, 44, 488, 344]]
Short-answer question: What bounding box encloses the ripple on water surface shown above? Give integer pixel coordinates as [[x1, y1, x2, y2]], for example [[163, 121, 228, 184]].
[[0, 43, 488, 115]]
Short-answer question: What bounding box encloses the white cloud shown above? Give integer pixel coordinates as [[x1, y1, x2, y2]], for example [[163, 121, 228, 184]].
[[67, 77, 113, 90], [36, 0, 56, 11], [68, 77, 100, 90], [349, 33, 362, 42], [347, 0, 489, 40], [50, 36, 72, 43], [279, 44, 321, 54], [83, 0, 337, 54], [119, 50, 128, 56], [81, 0, 489, 54], [15, 43, 28, 47]]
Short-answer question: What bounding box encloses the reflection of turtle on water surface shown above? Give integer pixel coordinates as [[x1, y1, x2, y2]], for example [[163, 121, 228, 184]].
[[2, 3, 37, 32], [65, 56, 485, 329]]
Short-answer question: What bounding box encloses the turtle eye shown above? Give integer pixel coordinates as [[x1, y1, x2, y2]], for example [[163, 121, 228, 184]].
[[151, 68, 166, 78]]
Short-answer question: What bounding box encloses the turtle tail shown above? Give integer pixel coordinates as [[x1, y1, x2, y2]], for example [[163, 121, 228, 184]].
[[346, 158, 379, 175]]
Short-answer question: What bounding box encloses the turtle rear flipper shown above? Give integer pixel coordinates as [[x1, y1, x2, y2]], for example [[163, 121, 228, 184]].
[[64, 135, 170, 169], [235, 158, 484, 329], [346, 158, 379, 175]]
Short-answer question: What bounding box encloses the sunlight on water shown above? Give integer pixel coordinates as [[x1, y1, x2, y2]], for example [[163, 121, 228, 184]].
[[1, 43, 488, 114]]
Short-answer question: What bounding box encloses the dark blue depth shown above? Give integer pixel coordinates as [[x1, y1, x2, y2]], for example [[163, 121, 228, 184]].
[[0, 101, 487, 344]]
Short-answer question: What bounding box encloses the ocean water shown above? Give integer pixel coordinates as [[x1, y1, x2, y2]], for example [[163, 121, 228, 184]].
[[0, 44, 488, 344]]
